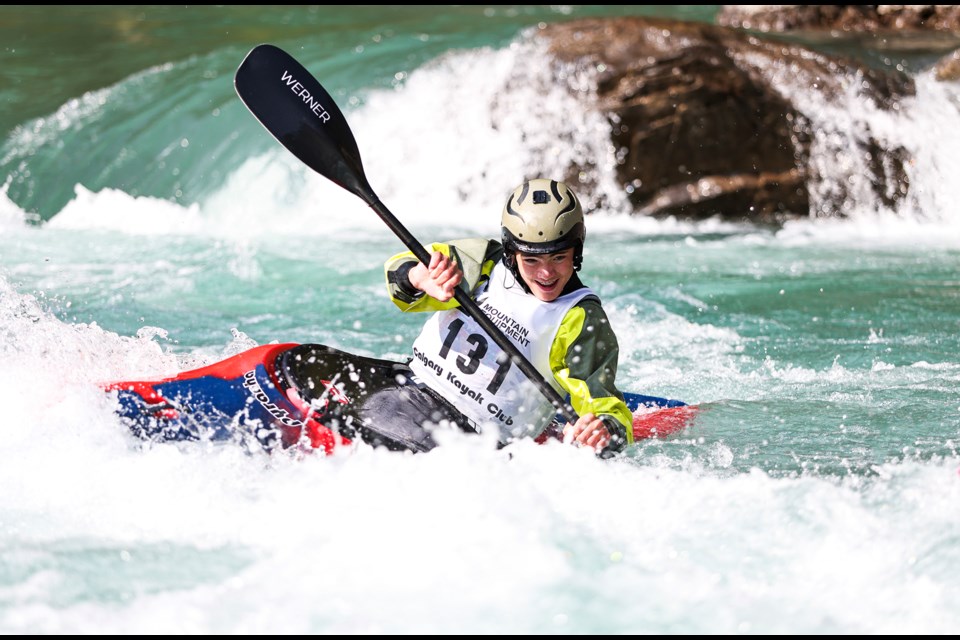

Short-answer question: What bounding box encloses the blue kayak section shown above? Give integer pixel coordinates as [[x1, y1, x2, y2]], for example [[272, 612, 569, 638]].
[[624, 392, 687, 411], [112, 362, 301, 449]]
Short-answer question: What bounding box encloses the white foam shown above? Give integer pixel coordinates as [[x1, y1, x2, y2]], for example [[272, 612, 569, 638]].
[[0, 183, 28, 230], [46, 185, 205, 234]]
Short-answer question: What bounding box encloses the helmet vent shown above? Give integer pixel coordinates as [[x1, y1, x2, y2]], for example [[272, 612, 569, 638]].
[[533, 190, 550, 204]]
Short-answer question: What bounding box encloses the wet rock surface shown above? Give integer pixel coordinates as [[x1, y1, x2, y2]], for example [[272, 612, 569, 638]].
[[536, 17, 915, 220]]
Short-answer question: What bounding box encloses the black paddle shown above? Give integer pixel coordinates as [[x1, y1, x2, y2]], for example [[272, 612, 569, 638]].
[[233, 43, 578, 425]]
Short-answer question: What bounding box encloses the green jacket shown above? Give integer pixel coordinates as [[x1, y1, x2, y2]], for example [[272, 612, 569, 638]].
[[385, 238, 633, 449]]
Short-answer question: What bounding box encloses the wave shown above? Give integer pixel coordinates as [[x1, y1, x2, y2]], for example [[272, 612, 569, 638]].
[[4, 31, 959, 235]]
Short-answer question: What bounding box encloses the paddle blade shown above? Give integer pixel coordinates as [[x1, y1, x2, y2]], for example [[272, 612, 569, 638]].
[[234, 43, 375, 203]]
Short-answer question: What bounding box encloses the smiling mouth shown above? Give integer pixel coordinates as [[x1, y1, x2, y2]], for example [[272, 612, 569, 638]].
[[536, 279, 558, 289]]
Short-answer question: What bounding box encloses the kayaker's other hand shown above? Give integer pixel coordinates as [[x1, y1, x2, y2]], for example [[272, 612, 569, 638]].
[[409, 251, 462, 302], [562, 413, 612, 452]]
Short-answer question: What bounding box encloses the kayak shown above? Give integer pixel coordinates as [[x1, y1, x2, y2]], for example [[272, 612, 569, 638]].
[[105, 343, 698, 455]]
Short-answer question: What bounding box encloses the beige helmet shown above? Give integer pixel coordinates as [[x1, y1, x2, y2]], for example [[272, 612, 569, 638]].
[[501, 178, 585, 271]]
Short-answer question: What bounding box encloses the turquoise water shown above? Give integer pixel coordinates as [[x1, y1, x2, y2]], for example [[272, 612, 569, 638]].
[[2, 5, 959, 634]]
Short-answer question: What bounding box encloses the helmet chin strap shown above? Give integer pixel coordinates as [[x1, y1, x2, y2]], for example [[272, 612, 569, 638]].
[[502, 250, 532, 294]]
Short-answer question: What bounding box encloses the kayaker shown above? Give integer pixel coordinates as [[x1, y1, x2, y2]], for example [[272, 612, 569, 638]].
[[385, 178, 633, 455]]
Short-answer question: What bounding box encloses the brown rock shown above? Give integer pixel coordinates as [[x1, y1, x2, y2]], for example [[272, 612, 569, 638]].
[[935, 48, 960, 80], [534, 17, 914, 220], [717, 5, 960, 33]]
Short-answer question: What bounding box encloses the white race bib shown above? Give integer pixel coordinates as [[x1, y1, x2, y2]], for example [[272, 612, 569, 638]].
[[410, 263, 594, 442]]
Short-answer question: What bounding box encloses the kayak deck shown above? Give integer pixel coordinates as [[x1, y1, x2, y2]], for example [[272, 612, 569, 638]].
[[106, 343, 698, 453]]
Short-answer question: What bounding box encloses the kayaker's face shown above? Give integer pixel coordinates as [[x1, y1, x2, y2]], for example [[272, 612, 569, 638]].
[[516, 248, 575, 302]]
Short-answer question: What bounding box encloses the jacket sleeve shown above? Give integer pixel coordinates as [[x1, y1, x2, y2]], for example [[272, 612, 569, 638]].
[[384, 239, 502, 312], [549, 298, 634, 450]]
